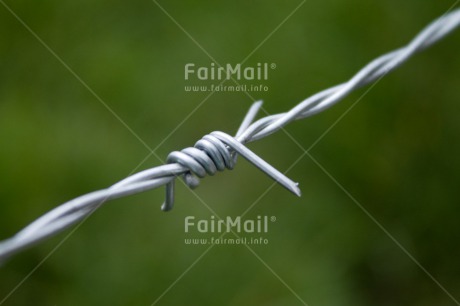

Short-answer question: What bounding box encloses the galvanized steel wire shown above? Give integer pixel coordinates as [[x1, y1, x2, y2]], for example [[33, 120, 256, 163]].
[[1, 8, 459, 263]]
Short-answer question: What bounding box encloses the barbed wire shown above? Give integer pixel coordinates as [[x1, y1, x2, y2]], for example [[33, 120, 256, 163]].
[[1, 8, 459, 263]]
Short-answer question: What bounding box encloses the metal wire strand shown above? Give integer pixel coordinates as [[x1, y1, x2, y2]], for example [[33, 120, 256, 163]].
[[0, 8, 459, 263], [161, 130, 301, 212]]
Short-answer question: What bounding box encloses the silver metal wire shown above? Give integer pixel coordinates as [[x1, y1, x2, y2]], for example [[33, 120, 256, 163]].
[[161, 130, 301, 212], [1, 8, 459, 263]]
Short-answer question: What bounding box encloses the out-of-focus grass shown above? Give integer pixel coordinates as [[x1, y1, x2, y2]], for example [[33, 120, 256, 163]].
[[1, 0, 459, 305]]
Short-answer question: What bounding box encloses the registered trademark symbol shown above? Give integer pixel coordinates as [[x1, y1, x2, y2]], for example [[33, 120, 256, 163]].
[[270, 63, 276, 69], [270, 216, 276, 222]]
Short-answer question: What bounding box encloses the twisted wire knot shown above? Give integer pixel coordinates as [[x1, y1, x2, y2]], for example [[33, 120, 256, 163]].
[[161, 131, 301, 211], [166, 133, 237, 190]]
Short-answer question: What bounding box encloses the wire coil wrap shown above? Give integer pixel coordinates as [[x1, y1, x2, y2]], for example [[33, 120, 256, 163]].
[[167, 134, 236, 184], [161, 134, 237, 211], [161, 131, 300, 211]]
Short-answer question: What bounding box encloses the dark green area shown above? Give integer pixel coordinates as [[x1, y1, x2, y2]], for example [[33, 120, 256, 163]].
[[1, 0, 459, 305]]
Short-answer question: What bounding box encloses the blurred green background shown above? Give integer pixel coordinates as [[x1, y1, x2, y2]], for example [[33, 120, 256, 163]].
[[1, 0, 460, 305]]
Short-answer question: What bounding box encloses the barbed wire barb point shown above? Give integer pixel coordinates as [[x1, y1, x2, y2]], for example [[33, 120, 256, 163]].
[[161, 102, 300, 212]]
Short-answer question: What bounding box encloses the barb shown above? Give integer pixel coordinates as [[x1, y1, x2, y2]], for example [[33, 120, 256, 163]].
[[1, 9, 459, 263], [161, 107, 301, 211]]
